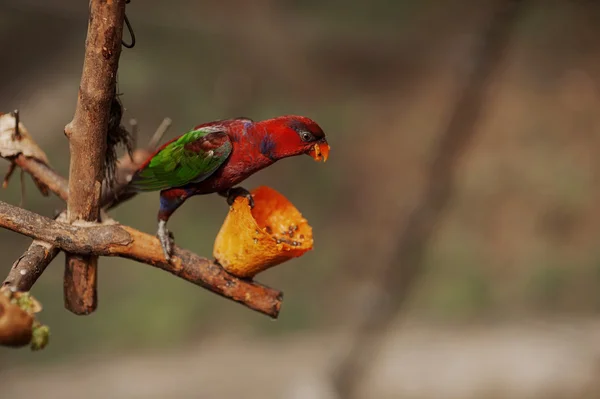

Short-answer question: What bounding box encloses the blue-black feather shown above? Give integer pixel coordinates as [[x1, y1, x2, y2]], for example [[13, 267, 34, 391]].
[[259, 134, 277, 160]]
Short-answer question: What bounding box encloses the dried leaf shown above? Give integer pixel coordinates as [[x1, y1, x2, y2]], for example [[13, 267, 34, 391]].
[[0, 113, 51, 196], [0, 113, 50, 164]]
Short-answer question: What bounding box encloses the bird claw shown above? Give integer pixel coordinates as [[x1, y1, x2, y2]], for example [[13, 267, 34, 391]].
[[157, 220, 175, 261], [225, 187, 254, 208]]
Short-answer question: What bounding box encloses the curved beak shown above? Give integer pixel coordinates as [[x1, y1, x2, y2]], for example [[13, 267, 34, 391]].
[[308, 141, 330, 162]]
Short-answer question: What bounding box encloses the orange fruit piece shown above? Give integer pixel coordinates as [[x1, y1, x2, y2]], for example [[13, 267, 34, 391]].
[[213, 186, 314, 278]]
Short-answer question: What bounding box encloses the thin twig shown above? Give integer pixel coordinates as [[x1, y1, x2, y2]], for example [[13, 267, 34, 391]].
[[1, 108, 169, 290], [148, 117, 172, 149], [2, 144, 161, 292], [3, 241, 60, 292], [98, 116, 173, 210], [0, 200, 282, 318], [62, 0, 127, 315], [18, 169, 25, 208], [2, 162, 15, 189], [13, 155, 68, 201], [332, 1, 526, 397]]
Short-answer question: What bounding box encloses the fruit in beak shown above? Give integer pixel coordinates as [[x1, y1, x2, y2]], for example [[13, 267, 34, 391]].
[[308, 142, 330, 162]]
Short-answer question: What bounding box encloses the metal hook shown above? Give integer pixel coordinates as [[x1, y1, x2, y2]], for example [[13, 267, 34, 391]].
[[122, 0, 136, 49]]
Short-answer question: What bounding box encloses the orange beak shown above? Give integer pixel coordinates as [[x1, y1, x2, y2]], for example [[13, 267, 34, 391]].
[[308, 142, 330, 162]]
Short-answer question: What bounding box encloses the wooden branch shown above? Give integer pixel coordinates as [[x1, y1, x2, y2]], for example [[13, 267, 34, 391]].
[[3, 241, 60, 292], [332, 1, 526, 397], [1, 112, 167, 292], [149, 117, 172, 149], [2, 146, 163, 292], [14, 155, 68, 201], [2, 147, 157, 292], [63, 0, 127, 315], [0, 4, 284, 322], [1, 112, 54, 198], [2, 206, 65, 292], [2, 148, 68, 292], [0, 200, 282, 318]]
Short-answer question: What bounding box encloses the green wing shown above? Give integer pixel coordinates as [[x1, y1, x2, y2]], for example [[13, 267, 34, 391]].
[[130, 127, 232, 192]]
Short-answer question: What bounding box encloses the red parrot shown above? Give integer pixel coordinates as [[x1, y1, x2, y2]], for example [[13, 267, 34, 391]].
[[124, 115, 330, 260]]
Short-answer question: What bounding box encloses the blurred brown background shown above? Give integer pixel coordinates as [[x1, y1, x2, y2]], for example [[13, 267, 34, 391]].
[[2, 0, 600, 398]]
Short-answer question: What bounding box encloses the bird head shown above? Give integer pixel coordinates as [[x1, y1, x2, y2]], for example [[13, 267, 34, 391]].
[[258, 115, 330, 162]]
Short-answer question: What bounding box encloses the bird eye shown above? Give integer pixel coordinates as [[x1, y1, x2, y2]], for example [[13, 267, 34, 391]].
[[300, 131, 313, 142]]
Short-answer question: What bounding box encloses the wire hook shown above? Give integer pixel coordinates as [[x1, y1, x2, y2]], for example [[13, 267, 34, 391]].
[[122, 0, 136, 49]]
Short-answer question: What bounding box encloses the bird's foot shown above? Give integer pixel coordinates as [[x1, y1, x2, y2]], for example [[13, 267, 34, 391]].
[[222, 187, 255, 208], [157, 220, 175, 261]]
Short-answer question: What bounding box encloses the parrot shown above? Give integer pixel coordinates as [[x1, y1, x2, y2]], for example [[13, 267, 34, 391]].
[[123, 115, 330, 260]]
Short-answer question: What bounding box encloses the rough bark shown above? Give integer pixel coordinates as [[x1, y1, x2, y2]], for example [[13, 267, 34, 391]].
[[63, 0, 127, 315], [3, 241, 60, 293], [14, 155, 68, 202], [0, 200, 283, 318], [1, 115, 168, 293]]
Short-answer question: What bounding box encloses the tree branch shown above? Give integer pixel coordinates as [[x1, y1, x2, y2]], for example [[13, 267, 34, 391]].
[[3, 241, 60, 292], [1, 125, 69, 291], [332, 1, 526, 397], [0, 200, 282, 318], [0, 0, 287, 330], [2, 130, 165, 292], [14, 155, 68, 202], [63, 0, 127, 315]]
